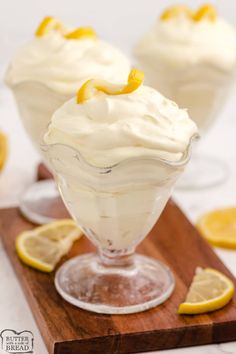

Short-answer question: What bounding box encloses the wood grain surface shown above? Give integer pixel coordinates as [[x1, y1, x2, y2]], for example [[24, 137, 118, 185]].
[[37, 163, 53, 180], [1, 201, 236, 354]]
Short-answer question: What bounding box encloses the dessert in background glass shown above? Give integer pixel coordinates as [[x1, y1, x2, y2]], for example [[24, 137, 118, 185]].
[[5, 16, 130, 224], [41, 69, 198, 314], [135, 4, 236, 189]]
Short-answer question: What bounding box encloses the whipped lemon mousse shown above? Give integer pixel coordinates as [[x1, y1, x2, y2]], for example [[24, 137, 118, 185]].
[[43, 70, 198, 250], [6, 16, 130, 150], [135, 4, 236, 131]]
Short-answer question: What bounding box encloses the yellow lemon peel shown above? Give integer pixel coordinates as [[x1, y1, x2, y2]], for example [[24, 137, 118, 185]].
[[64, 27, 96, 40], [160, 5, 193, 21], [77, 68, 144, 104], [0, 131, 8, 171], [35, 16, 66, 37], [160, 3, 217, 22], [193, 4, 217, 22], [35, 17, 96, 40]]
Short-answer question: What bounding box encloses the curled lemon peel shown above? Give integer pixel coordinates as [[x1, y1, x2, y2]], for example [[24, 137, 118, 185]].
[[35, 16, 96, 40], [160, 3, 217, 22], [160, 5, 193, 21], [193, 4, 217, 22], [35, 16, 66, 37], [64, 27, 96, 40], [77, 69, 144, 104]]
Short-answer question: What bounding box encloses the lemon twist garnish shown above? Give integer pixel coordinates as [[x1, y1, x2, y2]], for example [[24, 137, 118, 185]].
[[35, 16, 66, 37], [193, 4, 217, 22], [0, 131, 8, 171], [64, 27, 96, 40], [35, 16, 96, 40], [77, 68, 144, 104], [160, 5, 193, 21], [160, 3, 217, 22]]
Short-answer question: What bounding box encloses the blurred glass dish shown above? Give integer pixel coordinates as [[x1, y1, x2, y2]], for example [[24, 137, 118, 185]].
[[5, 81, 70, 223], [5, 17, 130, 223], [135, 4, 236, 189]]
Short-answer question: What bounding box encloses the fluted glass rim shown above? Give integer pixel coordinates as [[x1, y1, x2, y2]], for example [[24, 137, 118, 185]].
[[40, 133, 199, 174]]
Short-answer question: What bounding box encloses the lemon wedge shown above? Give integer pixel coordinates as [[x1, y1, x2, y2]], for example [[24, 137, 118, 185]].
[[160, 5, 193, 21], [16, 219, 83, 272], [64, 27, 96, 40], [0, 131, 8, 171], [35, 16, 66, 37], [178, 267, 234, 315], [193, 4, 217, 22], [77, 68, 144, 104], [197, 208, 236, 249]]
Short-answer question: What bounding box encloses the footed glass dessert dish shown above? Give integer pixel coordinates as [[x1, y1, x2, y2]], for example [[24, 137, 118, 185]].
[[135, 4, 236, 189], [41, 136, 196, 314], [5, 17, 130, 224], [7, 81, 69, 224]]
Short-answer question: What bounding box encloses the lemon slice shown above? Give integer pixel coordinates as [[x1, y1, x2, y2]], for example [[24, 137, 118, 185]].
[[16, 219, 83, 272], [35, 16, 67, 37], [64, 27, 96, 40], [0, 131, 8, 171], [160, 5, 193, 21], [178, 267, 234, 315], [77, 68, 144, 104], [197, 208, 236, 249], [193, 4, 217, 22]]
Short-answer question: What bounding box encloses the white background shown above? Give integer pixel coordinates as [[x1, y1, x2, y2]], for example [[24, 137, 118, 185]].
[[0, 1, 236, 354]]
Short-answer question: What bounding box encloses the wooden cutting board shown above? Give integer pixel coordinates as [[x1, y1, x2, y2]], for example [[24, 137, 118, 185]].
[[1, 201, 236, 354], [37, 163, 53, 180]]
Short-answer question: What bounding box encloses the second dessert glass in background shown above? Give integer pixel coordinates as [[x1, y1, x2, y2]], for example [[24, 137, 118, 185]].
[[135, 4, 236, 189], [5, 16, 130, 224]]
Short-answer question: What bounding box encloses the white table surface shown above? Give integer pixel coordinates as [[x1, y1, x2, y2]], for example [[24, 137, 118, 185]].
[[0, 84, 236, 354]]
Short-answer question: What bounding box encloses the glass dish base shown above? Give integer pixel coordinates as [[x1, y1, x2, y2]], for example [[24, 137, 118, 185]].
[[20, 180, 69, 224], [176, 154, 229, 190], [55, 253, 175, 314]]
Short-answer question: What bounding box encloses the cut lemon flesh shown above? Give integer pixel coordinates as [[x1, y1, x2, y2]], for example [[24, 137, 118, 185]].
[[77, 68, 144, 104], [35, 16, 66, 37], [178, 267, 234, 315], [64, 27, 96, 40], [197, 208, 236, 249], [0, 131, 8, 171], [16, 219, 83, 272], [193, 4, 217, 22]]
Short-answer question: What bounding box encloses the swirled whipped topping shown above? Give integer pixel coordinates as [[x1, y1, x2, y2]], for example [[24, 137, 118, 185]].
[[6, 32, 130, 94], [135, 15, 236, 71], [44, 85, 198, 167]]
